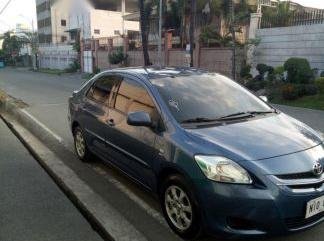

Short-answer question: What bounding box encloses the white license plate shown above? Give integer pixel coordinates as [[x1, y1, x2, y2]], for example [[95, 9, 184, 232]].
[[305, 195, 324, 219]]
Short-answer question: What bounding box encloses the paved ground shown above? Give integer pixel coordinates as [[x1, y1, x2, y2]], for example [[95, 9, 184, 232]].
[[273, 104, 324, 133], [1, 67, 324, 241], [0, 119, 102, 241]]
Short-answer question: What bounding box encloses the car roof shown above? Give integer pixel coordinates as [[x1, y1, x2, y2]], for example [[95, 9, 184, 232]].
[[103, 66, 207, 81]]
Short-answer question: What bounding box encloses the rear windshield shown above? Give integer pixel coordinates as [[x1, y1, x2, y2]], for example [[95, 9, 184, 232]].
[[152, 73, 272, 123]]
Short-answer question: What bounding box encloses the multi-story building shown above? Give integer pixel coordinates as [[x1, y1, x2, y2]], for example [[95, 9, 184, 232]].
[[36, 0, 139, 45], [36, 0, 57, 44]]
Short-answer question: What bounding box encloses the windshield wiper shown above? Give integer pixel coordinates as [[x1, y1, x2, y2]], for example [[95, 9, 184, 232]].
[[247, 110, 276, 115], [181, 117, 220, 124], [216, 112, 254, 120], [181, 110, 276, 124]]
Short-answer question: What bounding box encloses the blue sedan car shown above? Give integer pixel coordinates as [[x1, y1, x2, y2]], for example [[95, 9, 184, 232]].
[[69, 67, 324, 239]]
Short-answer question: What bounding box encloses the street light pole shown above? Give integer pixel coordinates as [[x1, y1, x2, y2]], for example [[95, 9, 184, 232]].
[[158, 0, 163, 68]]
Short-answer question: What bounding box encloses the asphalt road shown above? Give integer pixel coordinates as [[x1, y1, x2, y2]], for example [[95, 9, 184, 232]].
[[1, 67, 324, 241], [0, 118, 102, 241]]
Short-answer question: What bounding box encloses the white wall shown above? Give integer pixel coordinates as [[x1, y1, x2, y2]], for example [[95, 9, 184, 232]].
[[255, 24, 324, 71], [51, 0, 71, 44], [89, 9, 139, 38], [38, 45, 77, 70]]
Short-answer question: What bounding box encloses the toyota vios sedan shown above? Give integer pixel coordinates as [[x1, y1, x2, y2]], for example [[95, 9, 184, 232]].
[[68, 67, 324, 239]]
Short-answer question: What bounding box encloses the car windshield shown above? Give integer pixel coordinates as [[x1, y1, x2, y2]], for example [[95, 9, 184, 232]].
[[152, 73, 273, 124]]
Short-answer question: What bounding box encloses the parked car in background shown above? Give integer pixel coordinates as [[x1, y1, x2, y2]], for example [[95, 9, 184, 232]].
[[69, 67, 324, 239]]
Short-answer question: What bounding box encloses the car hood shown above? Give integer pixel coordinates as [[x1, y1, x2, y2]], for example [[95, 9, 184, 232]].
[[185, 113, 323, 161]]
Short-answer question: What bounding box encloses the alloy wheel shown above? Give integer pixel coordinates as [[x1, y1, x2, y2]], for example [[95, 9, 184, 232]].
[[165, 185, 193, 231], [75, 130, 86, 159]]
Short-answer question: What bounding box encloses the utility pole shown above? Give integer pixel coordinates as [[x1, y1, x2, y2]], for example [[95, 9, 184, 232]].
[[158, 0, 163, 68], [230, 0, 236, 80], [122, 0, 126, 36]]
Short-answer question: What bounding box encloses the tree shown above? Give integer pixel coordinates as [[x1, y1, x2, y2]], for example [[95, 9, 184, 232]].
[[189, 0, 197, 67], [138, 0, 153, 66], [1, 31, 22, 65]]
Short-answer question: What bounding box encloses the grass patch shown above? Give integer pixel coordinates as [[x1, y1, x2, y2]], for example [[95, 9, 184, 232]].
[[272, 93, 324, 111]]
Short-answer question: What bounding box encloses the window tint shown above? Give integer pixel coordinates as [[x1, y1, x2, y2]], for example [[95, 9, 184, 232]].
[[113, 78, 158, 120], [87, 75, 121, 105]]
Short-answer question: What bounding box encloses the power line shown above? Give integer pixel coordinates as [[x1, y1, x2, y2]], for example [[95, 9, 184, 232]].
[[0, 0, 13, 15]]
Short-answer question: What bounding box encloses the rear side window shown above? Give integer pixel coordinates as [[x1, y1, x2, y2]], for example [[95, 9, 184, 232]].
[[87, 75, 122, 105], [113, 78, 158, 121]]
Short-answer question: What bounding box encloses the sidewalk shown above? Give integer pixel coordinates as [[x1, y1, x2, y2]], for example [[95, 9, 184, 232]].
[[0, 119, 102, 241]]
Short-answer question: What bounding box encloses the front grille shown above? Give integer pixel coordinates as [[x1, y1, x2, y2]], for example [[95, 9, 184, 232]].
[[277, 172, 316, 180], [285, 212, 324, 230]]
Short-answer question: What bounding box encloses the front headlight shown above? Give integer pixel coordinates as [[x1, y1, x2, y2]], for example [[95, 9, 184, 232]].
[[195, 155, 252, 184]]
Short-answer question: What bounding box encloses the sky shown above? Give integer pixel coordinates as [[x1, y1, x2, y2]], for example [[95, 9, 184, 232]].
[[0, 0, 37, 33], [1, 0, 324, 34]]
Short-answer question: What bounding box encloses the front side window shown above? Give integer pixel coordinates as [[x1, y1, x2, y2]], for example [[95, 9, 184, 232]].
[[152, 73, 272, 123], [87, 75, 121, 105], [113, 78, 158, 121]]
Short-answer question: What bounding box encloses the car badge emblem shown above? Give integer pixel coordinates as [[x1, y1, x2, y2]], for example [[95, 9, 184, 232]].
[[313, 161, 323, 177]]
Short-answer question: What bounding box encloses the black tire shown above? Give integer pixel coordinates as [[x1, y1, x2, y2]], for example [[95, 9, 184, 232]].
[[160, 174, 203, 240], [73, 126, 92, 162]]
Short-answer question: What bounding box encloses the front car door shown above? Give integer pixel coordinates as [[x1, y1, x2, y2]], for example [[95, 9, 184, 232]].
[[105, 76, 163, 188]]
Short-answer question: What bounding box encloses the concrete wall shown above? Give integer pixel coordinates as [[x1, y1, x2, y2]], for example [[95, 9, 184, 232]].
[[38, 45, 77, 70], [255, 24, 324, 71]]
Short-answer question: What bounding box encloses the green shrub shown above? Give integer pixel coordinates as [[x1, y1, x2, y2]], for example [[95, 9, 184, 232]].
[[283, 58, 313, 84], [273, 66, 285, 82], [315, 77, 324, 93], [240, 64, 252, 79], [245, 80, 266, 91], [281, 84, 299, 100], [304, 85, 318, 96], [65, 59, 80, 73], [109, 47, 128, 65], [256, 63, 269, 76]]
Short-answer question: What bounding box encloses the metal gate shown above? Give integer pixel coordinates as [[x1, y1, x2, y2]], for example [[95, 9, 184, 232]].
[[83, 51, 93, 73]]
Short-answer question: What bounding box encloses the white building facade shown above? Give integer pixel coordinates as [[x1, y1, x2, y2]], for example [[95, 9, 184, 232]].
[[37, 0, 139, 70]]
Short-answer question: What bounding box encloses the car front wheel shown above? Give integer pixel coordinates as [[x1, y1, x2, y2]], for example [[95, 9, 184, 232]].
[[161, 175, 202, 240]]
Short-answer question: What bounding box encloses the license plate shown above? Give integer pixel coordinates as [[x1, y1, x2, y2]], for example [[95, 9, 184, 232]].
[[305, 195, 324, 219]]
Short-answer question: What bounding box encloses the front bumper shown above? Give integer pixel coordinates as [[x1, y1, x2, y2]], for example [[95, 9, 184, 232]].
[[197, 179, 324, 237]]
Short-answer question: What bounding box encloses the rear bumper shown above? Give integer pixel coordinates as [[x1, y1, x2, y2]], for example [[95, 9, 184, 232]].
[[196, 179, 324, 238]]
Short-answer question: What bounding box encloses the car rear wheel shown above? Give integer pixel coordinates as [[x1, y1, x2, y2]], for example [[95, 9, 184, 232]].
[[73, 127, 92, 162], [160, 174, 202, 240]]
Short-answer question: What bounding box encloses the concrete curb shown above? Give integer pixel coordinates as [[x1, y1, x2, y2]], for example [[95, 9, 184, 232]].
[[0, 97, 148, 241]]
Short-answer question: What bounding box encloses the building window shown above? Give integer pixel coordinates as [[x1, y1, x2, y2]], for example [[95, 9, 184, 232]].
[[114, 30, 120, 35], [61, 36, 67, 42], [61, 19, 67, 26], [94, 29, 100, 35]]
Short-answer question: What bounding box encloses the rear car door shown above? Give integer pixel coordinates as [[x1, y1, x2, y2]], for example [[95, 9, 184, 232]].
[[80, 74, 121, 157], [105, 76, 163, 188]]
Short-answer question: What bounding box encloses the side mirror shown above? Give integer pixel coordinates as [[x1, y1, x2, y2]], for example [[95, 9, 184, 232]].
[[259, 96, 268, 102], [127, 112, 153, 127]]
